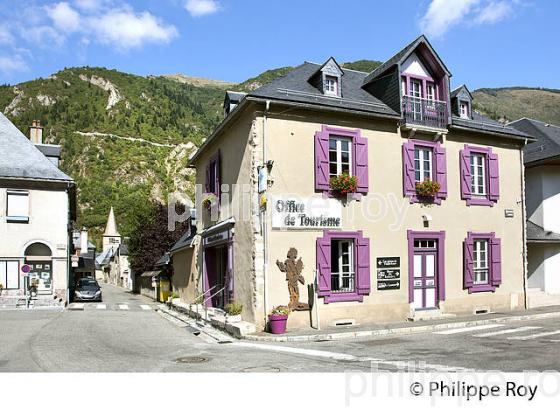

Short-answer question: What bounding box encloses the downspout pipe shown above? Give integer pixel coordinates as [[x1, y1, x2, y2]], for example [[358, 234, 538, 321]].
[[521, 139, 529, 310], [262, 100, 270, 329]]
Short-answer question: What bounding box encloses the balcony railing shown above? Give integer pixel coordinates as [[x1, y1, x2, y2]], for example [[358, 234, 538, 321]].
[[402, 95, 448, 130]]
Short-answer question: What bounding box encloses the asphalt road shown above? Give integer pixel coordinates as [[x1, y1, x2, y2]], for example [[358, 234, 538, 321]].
[[1, 284, 559, 372]]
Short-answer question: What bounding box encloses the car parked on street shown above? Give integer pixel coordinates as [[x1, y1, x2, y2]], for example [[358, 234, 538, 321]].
[[74, 278, 102, 302]]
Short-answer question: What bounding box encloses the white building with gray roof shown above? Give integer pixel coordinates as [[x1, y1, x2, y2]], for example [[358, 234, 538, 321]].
[[0, 113, 76, 306]]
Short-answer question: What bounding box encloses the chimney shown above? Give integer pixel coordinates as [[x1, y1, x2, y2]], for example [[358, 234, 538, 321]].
[[29, 120, 43, 144], [80, 227, 88, 255]]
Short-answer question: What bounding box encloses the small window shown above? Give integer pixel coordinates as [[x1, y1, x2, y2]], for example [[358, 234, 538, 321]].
[[409, 79, 422, 98], [0, 260, 19, 290], [414, 147, 433, 183], [330, 239, 355, 293], [473, 240, 489, 285], [471, 153, 487, 195], [324, 76, 338, 96], [6, 191, 29, 222], [328, 136, 352, 178], [460, 102, 469, 118], [426, 83, 435, 101]]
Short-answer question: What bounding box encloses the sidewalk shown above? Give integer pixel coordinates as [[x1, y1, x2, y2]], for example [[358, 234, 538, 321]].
[[245, 306, 560, 342]]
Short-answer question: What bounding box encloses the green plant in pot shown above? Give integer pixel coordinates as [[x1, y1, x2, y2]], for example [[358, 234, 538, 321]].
[[225, 301, 243, 322], [202, 193, 218, 210], [329, 173, 358, 196], [415, 179, 441, 198], [268, 305, 290, 334]]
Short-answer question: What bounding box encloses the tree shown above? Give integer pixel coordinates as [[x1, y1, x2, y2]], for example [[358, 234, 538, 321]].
[[128, 201, 190, 275]]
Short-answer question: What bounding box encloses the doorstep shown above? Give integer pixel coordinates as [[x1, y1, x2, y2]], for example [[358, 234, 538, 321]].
[[245, 306, 560, 342]]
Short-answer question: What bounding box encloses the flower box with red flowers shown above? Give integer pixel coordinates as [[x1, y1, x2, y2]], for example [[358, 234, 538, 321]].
[[415, 179, 441, 197], [329, 173, 358, 196]]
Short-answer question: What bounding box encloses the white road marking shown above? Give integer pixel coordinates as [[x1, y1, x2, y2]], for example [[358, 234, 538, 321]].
[[140, 305, 151, 310], [232, 342, 476, 372], [118, 304, 129, 310], [474, 326, 542, 338], [96, 304, 107, 310], [508, 330, 560, 341], [434, 324, 505, 335], [70, 303, 85, 310]]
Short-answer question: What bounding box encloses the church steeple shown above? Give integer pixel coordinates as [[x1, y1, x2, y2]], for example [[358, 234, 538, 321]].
[[104, 206, 120, 236], [102, 207, 121, 252]]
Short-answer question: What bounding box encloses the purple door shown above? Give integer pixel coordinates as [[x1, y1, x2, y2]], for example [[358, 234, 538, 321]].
[[412, 241, 439, 310], [203, 245, 228, 308]]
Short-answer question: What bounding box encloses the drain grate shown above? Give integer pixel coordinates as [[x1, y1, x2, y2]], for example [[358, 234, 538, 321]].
[[175, 356, 210, 364]]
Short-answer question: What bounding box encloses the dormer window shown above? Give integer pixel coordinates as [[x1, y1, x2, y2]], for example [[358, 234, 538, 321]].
[[325, 76, 339, 96], [460, 101, 470, 119]]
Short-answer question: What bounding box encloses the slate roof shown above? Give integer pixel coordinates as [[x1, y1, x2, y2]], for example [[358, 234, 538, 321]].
[[35, 144, 61, 158], [118, 243, 129, 256], [363, 34, 451, 84], [250, 62, 399, 118], [95, 248, 113, 268], [154, 252, 171, 267], [169, 226, 197, 254], [225, 91, 246, 103], [0, 113, 72, 181], [527, 220, 560, 243], [450, 84, 473, 100], [451, 111, 532, 140], [508, 118, 560, 164]]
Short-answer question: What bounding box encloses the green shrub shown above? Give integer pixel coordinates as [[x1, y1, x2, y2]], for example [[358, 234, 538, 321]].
[[225, 301, 243, 316]]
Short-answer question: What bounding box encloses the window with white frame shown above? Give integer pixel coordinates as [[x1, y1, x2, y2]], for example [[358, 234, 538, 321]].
[[324, 76, 339, 96], [6, 190, 29, 222], [0, 260, 20, 290], [460, 102, 469, 118], [330, 239, 355, 293], [414, 147, 433, 183], [328, 136, 352, 178], [470, 153, 487, 195], [473, 239, 489, 285], [426, 83, 435, 101]]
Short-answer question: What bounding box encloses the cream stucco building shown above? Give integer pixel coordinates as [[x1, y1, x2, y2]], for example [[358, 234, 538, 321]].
[[187, 36, 535, 331], [0, 115, 75, 306]]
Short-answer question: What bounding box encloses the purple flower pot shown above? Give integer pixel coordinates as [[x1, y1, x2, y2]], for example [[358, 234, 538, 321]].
[[268, 314, 288, 334]]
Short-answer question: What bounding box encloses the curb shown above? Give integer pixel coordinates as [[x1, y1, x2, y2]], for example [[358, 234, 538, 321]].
[[244, 311, 560, 342]]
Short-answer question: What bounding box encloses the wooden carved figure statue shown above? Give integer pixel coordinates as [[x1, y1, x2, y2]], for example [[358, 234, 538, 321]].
[[276, 248, 310, 311]]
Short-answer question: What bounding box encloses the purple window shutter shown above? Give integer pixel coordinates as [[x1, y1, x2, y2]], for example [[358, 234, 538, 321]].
[[356, 235, 371, 295], [316, 237, 331, 296], [460, 148, 472, 200], [314, 131, 330, 191], [435, 143, 448, 199], [215, 153, 221, 197], [353, 135, 369, 194], [490, 236, 502, 286], [488, 152, 500, 202], [464, 235, 474, 289], [205, 163, 211, 193], [402, 142, 416, 197]]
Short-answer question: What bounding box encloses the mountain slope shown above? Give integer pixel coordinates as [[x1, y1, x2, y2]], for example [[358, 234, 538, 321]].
[[0, 67, 225, 242], [472, 87, 560, 126]]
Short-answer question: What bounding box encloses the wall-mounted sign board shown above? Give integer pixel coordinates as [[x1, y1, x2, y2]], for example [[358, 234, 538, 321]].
[[376, 257, 400, 268], [271, 195, 342, 230], [377, 280, 400, 290]]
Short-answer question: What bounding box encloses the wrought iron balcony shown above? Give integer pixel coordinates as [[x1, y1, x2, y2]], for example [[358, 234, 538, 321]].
[[402, 95, 448, 131]]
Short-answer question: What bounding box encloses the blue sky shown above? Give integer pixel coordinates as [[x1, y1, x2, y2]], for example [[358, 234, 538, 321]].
[[0, 0, 557, 90]]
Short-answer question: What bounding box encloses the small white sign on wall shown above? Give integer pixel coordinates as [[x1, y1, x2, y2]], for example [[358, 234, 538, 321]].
[[270, 195, 342, 230]]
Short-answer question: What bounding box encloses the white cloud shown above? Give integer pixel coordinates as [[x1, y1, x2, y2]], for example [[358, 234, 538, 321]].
[[474, 1, 512, 24], [0, 25, 14, 44], [46, 2, 81, 33], [0, 55, 29, 75], [20, 25, 66, 47], [89, 9, 178, 51], [185, 0, 220, 17], [419, 0, 518, 38], [420, 0, 481, 39]]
